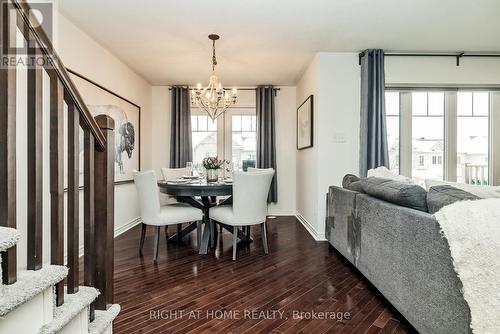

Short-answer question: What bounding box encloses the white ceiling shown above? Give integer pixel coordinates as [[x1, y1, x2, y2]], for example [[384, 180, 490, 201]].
[[59, 0, 500, 86]]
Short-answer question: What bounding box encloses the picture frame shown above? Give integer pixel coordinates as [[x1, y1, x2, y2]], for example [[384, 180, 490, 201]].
[[68, 69, 141, 184], [297, 94, 313, 150]]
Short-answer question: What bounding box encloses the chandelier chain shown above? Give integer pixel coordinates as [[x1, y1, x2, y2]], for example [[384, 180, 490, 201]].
[[212, 40, 217, 72]]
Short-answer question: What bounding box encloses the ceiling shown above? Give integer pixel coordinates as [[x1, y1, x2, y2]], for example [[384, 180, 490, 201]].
[[59, 0, 500, 86]]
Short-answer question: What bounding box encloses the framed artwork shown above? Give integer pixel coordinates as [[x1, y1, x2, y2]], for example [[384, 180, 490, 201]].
[[68, 69, 141, 184], [297, 94, 313, 150]]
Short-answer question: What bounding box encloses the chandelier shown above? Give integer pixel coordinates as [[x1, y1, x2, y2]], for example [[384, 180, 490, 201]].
[[192, 34, 237, 120]]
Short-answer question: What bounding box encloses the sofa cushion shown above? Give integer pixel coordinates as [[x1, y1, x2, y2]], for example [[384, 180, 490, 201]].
[[361, 177, 428, 212], [342, 174, 364, 193], [425, 179, 500, 199], [427, 185, 480, 214]]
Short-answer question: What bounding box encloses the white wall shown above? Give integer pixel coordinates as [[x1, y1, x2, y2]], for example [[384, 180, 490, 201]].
[[57, 14, 153, 235], [386, 56, 500, 85], [295, 53, 360, 240], [295, 57, 320, 236], [151, 86, 297, 215], [316, 53, 360, 237]]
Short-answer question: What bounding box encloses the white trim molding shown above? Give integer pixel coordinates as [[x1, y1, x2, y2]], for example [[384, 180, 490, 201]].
[[295, 213, 327, 242], [114, 217, 142, 238]]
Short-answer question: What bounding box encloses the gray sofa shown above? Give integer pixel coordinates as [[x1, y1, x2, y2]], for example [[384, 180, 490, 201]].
[[326, 185, 471, 334]]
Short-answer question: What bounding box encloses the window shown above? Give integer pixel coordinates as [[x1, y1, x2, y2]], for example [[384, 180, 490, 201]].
[[231, 115, 257, 170], [432, 155, 443, 165], [419, 155, 425, 167], [412, 92, 444, 181], [457, 92, 489, 184], [385, 90, 496, 185], [191, 115, 217, 163], [385, 92, 400, 174], [191, 91, 257, 169]]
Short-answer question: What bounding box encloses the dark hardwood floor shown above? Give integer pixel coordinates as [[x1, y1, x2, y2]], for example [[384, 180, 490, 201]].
[[113, 216, 417, 334]]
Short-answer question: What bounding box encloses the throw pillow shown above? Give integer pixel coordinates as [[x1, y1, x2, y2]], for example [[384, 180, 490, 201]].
[[427, 185, 480, 214], [425, 180, 500, 199], [361, 177, 428, 212]]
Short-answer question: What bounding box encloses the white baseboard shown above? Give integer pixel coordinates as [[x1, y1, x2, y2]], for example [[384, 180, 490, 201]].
[[295, 213, 327, 242], [78, 217, 142, 257], [114, 217, 142, 237], [267, 211, 296, 216]]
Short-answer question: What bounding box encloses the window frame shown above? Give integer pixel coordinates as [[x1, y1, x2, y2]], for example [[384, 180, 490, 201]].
[[191, 93, 257, 165], [385, 87, 500, 185]]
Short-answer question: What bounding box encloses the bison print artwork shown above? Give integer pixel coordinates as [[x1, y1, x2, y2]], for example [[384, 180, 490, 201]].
[[69, 71, 141, 183]]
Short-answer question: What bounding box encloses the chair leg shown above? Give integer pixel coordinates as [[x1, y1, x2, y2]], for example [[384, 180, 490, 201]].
[[233, 227, 239, 261], [210, 220, 215, 248], [196, 221, 202, 251], [261, 222, 269, 255], [139, 223, 147, 255], [153, 226, 161, 262], [219, 224, 223, 234], [176, 224, 182, 245], [165, 225, 168, 240], [245, 226, 251, 241]]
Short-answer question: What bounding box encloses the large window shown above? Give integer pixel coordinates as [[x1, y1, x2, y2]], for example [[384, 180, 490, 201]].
[[191, 91, 257, 170], [411, 92, 444, 181], [231, 115, 257, 170], [385, 92, 400, 174], [191, 115, 217, 163], [386, 89, 495, 185], [457, 92, 489, 184]]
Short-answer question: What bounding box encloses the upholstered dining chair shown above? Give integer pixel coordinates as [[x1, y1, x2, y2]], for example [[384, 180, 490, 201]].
[[133, 170, 203, 262], [160, 167, 189, 205], [209, 170, 275, 260]]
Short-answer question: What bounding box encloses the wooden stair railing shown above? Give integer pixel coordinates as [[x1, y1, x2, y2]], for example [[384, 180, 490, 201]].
[[0, 0, 115, 321]]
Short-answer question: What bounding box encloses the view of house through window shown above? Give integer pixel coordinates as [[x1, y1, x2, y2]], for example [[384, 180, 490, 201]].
[[457, 92, 489, 184], [191, 115, 217, 163], [412, 92, 444, 181], [191, 95, 257, 170], [231, 115, 257, 170], [386, 92, 400, 174], [386, 90, 491, 185]]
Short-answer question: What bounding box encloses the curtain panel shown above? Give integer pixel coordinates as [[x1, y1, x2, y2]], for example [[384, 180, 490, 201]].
[[359, 49, 390, 176], [256, 86, 278, 203], [170, 86, 193, 168]]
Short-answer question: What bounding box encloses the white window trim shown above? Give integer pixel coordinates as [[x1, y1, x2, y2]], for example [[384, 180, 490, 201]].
[[191, 104, 256, 163], [388, 89, 500, 185]]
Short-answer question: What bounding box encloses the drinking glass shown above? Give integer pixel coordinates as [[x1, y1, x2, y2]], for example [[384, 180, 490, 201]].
[[186, 161, 193, 176]]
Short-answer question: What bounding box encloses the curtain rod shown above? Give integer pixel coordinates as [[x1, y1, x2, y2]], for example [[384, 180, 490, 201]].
[[358, 51, 500, 66], [168, 87, 280, 91]]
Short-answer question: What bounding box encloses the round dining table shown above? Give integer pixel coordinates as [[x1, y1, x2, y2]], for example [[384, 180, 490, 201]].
[[158, 180, 249, 254]]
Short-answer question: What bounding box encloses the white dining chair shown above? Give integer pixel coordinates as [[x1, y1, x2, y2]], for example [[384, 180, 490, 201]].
[[209, 170, 275, 260], [160, 167, 189, 205], [133, 170, 203, 262]]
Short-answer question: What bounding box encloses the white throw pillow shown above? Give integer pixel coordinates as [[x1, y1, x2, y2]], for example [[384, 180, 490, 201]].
[[367, 167, 413, 183], [425, 179, 500, 199]]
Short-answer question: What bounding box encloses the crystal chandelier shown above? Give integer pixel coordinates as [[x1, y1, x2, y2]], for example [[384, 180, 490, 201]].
[[192, 34, 237, 120]]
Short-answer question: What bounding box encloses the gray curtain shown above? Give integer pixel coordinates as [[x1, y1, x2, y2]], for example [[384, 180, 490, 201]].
[[170, 86, 193, 168], [256, 86, 278, 203], [359, 49, 390, 177]]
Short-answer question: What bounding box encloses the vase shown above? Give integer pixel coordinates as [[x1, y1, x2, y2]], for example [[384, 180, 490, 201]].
[[206, 169, 218, 183]]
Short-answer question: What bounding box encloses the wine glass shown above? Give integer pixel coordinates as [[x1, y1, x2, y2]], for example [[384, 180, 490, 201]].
[[186, 161, 193, 176]]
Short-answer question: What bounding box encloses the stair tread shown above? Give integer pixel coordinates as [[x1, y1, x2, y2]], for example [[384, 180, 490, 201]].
[[88, 304, 121, 334], [38, 286, 100, 334], [0, 265, 68, 316], [0, 227, 21, 252]]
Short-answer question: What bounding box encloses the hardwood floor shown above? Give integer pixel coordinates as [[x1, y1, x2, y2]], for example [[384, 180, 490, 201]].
[[113, 217, 417, 334]]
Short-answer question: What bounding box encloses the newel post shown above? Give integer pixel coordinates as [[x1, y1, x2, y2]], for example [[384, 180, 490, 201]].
[[94, 114, 115, 310]]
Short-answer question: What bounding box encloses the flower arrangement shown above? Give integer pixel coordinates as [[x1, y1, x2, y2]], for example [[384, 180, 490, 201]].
[[202, 156, 225, 170]]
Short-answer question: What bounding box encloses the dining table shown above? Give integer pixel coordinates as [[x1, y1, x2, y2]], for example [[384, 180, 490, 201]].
[[157, 179, 251, 254]]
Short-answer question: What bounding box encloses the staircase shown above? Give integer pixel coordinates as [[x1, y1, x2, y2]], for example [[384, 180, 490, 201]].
[[1, 0, 119, 333]]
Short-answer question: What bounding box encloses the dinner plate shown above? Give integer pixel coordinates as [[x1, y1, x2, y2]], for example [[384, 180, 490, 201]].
[[182, 175, 199, 179]]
